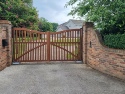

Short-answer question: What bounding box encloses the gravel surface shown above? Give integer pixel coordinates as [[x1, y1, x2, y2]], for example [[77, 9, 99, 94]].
[[0, 64, 125, 94]]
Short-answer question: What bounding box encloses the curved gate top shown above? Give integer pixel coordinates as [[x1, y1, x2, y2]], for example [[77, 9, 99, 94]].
[[12, 28, 83, 63]]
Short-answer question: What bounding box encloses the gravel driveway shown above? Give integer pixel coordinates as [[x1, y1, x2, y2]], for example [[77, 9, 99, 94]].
[[0, 64, 125, 94]]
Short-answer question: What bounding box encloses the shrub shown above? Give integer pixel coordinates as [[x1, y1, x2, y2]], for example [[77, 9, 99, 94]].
[[103, 33, 125, 49]]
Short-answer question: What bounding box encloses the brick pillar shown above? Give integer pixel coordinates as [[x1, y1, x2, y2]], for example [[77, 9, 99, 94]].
[[0, 20, 12, 68], [82, 22, 94, 64]]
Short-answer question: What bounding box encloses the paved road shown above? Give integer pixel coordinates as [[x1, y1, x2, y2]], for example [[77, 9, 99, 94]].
[[0, 64, 125, 94]]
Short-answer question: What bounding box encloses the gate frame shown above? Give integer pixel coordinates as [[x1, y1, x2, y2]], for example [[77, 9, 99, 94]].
[[12, 28, 83, 62]]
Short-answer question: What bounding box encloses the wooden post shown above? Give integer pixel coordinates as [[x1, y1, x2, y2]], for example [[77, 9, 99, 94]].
[[47, 31, 50, 62]]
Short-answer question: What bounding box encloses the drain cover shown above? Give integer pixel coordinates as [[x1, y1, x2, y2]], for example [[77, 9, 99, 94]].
[[12, 62, 20, 65], [76, 61, 83, 63]]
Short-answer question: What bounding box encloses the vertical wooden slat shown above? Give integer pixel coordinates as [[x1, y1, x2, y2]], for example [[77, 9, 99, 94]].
[[13, 29, 15, 61], [73, 30, 75, 60], [53, 34, 54, 60], [30, 32, 32, 61], [71, 30, 73, 60], [29, 31, 31, 61], [33, 33, 35, 61], [59, 33, 60, 60], [26, 33, 27, 61], [75, 30, 76, 60], [51, 34, 53, 60], [37, 34, 38, 61], [19, 30, 21, 61], [27, 32, 29, 61], [68, 31, 72, 60], [18, 30, 21, 61], [39, 34, 41, 61], [43, 33, 45, 60], [56, 33, 59, 60], [43, 33, 44, 60], [21, 30, 23, 61], [38, 43, 41, 60], [20, 30, 21, 61], [67, 40, 68, 61], [38, 33, 39, 61], [38, 33, 40, 61], [15, 30, 17, 60], [35, 33, 37, 61], [24, 30, 27, 61], [38, 42, 40, 61], [47, 32, 50, 61], [50, 34, 52, 60], [45, 33, 47, 60], [50, 43, 51, 60], [17, 31, 20, 61], [71, 31, 72, 60], [23, 30, 25, 61], [32, 33, 34, 61], [61, 33, 62, 60], [42, 37, 44, 61], [45, 33, 46, 60], [64, 32, 66, 60], [75, 30, 77, 60], [44, 33, 46, 60], [55, 34, 57, 60], [72, 30, 73, 60], [45, 44, 47, 61], [78, 30, 80, 60], [80, 28, 83, 60]]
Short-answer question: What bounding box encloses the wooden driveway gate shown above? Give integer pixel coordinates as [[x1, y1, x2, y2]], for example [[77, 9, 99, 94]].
[[12, 28, 83, 62]]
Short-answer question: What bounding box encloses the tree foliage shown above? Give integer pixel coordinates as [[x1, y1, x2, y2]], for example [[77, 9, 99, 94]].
[[51, 23, 59, 32], [104, 33, 125, 49], [66, 0, 125, 34], [38, 17, 53, 32], [0, 0, 39, 30]]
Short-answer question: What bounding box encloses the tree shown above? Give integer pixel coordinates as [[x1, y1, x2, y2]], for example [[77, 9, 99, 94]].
[[38, 17, 53, 32], [0, 0, 39, 30], [66, 0, 125, 34], [51, 23, 59, 32]]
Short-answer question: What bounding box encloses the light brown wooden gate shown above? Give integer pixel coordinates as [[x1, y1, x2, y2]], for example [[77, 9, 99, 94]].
[[12, 28, 83, 62]]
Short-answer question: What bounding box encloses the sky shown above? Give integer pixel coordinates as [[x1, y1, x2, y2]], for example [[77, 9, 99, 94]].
[[33, 0, 77, 24]]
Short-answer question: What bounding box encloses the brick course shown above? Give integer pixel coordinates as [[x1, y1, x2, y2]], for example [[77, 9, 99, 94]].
[[0, 20, 12, 71], [83, 22, 125, 80]]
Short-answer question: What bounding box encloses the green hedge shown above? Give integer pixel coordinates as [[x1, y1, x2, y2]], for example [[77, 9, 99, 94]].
[[103, 33, 125, 49]]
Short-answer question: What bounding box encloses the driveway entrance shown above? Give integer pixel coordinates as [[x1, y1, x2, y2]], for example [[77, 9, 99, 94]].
[[0, 64, 125, 94]]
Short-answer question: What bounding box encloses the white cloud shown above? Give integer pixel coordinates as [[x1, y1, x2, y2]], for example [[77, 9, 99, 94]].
[[33, 0, 75, 24]]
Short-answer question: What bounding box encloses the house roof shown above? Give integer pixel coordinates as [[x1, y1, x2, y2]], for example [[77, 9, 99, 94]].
[[56, 22, 68, 31], [69, 19, 84, 25], [56, 19, 84, 31], [61, 22, 68, 26], [60, 19, 84, 26], [60, 25, 69, 30], [57, 25, 69, 31]]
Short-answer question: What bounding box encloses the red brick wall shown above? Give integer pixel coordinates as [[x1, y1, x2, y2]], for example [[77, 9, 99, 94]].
[[83, 22, 125, 80], [0, 20, 12, 71]]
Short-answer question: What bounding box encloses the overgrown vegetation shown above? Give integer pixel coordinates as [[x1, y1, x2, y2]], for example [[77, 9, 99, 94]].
[[66, 0, 125, 49], [38, 17, 58, 32], [103, 34, 125, 49], [0, 0, 39, 30], [66, 0, 125, 35], [0, 1, 58, 31]]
